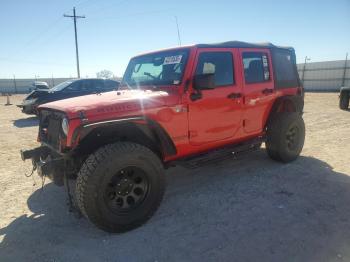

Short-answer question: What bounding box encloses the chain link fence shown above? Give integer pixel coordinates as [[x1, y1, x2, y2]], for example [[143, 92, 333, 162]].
[[1, 59, 349, 94], [297, 59, 349, 92], [0, 78, 71, 94]]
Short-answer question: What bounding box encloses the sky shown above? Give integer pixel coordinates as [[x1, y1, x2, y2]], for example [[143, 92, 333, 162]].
[[0, 0, 349, 79]]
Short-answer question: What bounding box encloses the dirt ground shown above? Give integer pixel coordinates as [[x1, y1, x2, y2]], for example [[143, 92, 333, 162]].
[[0, 93, 349, 262]]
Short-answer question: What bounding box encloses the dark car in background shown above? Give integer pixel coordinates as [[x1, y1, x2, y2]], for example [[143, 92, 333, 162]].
[[18, 78, 120, 115], [32, 81, 49, 90]]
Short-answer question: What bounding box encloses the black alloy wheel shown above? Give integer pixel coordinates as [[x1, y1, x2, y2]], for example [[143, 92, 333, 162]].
[[104, 167, 149, 213], [286, 125, 300, 151]]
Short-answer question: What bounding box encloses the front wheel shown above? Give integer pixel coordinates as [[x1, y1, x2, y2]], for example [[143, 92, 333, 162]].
[[266, 112, 305, 163], [76, 142, 165, 233]]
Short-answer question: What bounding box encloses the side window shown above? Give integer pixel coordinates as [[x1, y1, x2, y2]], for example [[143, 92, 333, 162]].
[[243, 52, 270, 83], [104, 80, 118, 90], [91, 80, 105, 90], [273, 50, 298, 88], [195, 52, 234, 87], [79, 80, 96, 91], [65, 81, 82, 92]]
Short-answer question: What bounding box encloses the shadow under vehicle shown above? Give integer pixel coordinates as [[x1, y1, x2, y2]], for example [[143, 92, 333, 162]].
[[12, 116, 38, 128], [2, 155, 350, 261]]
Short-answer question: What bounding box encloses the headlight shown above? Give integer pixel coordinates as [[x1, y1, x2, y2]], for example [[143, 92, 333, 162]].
[[22, 98, 37, 106], [61, 117, 69, 136]]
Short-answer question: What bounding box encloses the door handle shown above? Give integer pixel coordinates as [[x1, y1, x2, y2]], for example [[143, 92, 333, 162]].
[[262, 88, 274, 95], [227, 93, 242, 99]]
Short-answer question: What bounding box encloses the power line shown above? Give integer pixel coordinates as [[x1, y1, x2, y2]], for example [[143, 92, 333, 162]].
[[75, 0, 96, 8], [64, 7, 86, 78], [87, 0, 130, 17], [0, 57, 73, 66], [2, 16, 64, 60], [88, 8, 175, 21]]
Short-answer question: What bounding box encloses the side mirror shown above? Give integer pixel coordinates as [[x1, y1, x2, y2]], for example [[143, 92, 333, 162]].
[[193, 73, 215, 90]]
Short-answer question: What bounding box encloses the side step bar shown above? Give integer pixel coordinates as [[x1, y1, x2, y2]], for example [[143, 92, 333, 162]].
[[172, 137, 264, 169]]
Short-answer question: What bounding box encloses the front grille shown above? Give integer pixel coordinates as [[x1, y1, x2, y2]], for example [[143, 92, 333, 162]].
[[39, 110, 64, 150]]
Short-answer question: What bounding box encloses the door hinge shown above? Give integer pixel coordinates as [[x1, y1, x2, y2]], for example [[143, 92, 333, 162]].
[[189, 131, 197, 138]]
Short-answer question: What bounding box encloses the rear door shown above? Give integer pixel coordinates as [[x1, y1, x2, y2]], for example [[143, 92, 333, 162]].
[[104, 80, 119, 91], [239, 49, 275, 134], [88, 79, 105, 94], [188, 48, 243, 146]]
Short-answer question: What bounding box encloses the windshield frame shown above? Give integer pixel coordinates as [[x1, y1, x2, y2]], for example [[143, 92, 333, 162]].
[[122, 48, 190, 88]]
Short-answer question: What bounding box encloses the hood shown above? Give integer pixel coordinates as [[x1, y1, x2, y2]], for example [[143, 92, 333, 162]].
[[38, 89, 173, 119]]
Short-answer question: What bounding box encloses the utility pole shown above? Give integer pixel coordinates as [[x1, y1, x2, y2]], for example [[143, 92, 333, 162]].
[[13, 75, 17, 94], [51, 74, 55, 87], [341, 53, 348, 87], [64, 7, 85, 78], [302, 56, 311, 83]]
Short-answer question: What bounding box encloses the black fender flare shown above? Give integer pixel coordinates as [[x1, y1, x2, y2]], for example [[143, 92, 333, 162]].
[[265, 95, 304, 128], [272, 95, 304, 114], [72, 116, 177, 157]]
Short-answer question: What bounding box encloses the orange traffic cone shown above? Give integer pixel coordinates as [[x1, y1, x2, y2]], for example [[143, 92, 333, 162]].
[[5, 93, 11, 106]]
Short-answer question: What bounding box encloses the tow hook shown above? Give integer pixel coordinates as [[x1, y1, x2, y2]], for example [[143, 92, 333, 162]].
[[20, 147, 44, 161]]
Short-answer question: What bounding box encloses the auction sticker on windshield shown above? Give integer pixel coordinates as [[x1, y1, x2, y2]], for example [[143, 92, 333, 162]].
[[163, 55, 182, 65]]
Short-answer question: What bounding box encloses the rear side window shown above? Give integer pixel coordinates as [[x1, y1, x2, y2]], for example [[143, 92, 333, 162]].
[[81, 80, 96, 91], [91, 80, 105, 90], [104, 80, 119, 90], [243, 52, 270, 83], [65, 80, 83, 91], [195, 52, 234, 87], [273, 49, 299, 88]]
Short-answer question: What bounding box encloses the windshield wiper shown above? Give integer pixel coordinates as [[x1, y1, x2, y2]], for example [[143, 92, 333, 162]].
[[144, 72, 158, 80]]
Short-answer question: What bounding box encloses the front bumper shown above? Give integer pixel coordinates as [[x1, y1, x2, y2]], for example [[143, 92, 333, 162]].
[[18, 103, 37, 114], [21, 146, 65, 186]]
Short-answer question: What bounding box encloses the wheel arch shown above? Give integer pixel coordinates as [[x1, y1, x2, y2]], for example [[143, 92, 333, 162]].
[[265, 95, 304, 128], [73, 117, 177, 160], [340, 86, 350, 95]]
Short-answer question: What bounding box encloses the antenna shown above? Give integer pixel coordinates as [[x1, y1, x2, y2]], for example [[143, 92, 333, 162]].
[[174, 16, 182, 46]]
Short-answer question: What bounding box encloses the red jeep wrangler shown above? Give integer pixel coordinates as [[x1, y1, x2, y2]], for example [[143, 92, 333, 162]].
[[21, 41, 305, 232]]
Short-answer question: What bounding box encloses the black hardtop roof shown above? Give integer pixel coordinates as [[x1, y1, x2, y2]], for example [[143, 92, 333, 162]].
[[195, 41, 294, 51]]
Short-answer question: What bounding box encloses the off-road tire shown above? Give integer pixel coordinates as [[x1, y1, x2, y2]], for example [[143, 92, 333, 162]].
[[76, 142, 165, 233], [339, 91, 349, 110], [266, 112, 305, 163]]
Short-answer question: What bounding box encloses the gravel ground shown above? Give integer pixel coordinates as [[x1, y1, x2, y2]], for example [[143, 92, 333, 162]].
[[0, 93, 349, 262]]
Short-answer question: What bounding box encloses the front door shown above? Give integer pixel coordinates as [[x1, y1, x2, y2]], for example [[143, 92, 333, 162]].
[[188, 48, 243, 146]]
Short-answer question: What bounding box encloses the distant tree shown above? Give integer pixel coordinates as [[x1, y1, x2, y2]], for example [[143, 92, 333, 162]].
[[96, 70, 114, 79]]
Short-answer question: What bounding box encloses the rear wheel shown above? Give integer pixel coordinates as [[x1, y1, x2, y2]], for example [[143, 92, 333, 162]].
[[339, 91, 349, 110], [76, 142, 165, 233], [266, 112, 305, 163]]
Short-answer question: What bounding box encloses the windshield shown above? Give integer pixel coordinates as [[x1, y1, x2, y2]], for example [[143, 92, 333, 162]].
[[50, 80, 75, 92], [122, 49, 189, 88]]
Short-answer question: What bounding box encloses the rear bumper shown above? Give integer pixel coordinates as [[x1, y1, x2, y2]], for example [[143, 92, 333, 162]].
[[21, 146, 65, 186]]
